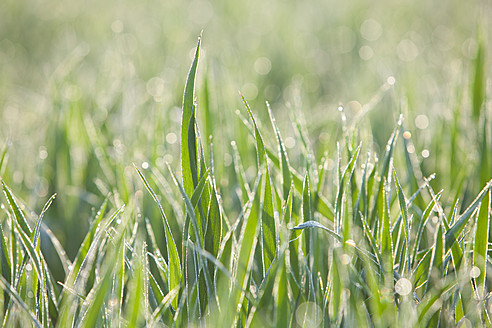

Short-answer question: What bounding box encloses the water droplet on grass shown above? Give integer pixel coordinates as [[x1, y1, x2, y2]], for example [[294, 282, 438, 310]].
[[395, 278, 412, 296]]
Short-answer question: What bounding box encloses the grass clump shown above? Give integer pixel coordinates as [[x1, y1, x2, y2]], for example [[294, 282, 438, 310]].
[[1, 18, 491, 328]]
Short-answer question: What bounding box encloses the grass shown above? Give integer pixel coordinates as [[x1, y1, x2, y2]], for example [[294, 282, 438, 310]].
[[1, 0, 492, 326]]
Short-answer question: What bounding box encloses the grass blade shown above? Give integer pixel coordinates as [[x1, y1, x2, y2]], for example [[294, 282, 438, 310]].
[[181, 35, 201, 197], [135, 165, 182, 309]]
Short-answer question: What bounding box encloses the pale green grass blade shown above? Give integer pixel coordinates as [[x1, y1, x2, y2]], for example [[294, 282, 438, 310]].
[[267, 102, 291, 200], [369, 117, 402, 227], [181, 35, 201, 197], [0, 275, 42, 328], [125, 243, 145, 327], [425, 223, 444, 293], [229, 173, 262, 325], [418, 281, 456, 324], [2, 181, 31, 236], [246, 254, 278, 327], [411, 192, 441, 266], [11, 217, 45, 289], [380, 181, 393, 285], [330, 249, 343, 319], [78, 239, 124, 328], [292, 220, 341, 242], [149, 286, 180, 326], [359, 213, 383, 268], [0, 142, 8, 174], [168, 165, 214, 307], [262, 165, 276, 275], [274, 253, 289, 328], [168, 166, 210, 249], [412, 249, 432, 290], [335, 145, 360, 239], [231, 140, 252, 204], [264, 147, 335, 221], [445, 180, 492, 252], [472, 190, 490, 294], [394, 169, 412, 276], [241, 94, 266, 167], [134, 165, 181, 309], [32, 194, 56, 248]]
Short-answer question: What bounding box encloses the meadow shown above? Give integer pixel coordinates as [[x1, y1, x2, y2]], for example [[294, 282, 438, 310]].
[[0, 0, 491, 326]]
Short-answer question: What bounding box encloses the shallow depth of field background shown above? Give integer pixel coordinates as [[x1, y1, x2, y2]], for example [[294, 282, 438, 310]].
[[1, 0, 490, 265]]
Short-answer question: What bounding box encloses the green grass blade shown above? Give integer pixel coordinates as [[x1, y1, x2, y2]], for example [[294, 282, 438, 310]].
[[445, 180, 492, 252], [0, 275, 42, 328], [241, 94, 266, 167], [0, 142, 8, 174], [229, 172, 262, 325], [262, 165, 276, 275], [274, 253, 289, 328], [393, 169, 412, 276], [2, 181, 31, 236], [126, 243, 145, 327], [187, 104, 199, 190], [205, 178, 221, 258], [380, 181, 393, 285], [369, 117, 402, 227], [472, 190, 490, 295], [135, 165, 181, 309], [267, 102, 291, 200], [181, 35, 201, 197], [471, 31, 485, 122]]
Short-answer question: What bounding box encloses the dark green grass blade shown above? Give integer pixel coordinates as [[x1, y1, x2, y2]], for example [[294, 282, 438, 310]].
[[471, 32, 485, 122], [205, 178, 221, 258], [181, 35, 201, 197], [187, 104, 199, 190]]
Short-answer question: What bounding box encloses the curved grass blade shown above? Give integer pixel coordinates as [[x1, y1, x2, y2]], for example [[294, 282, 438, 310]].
[[2, 181, 31, 236]]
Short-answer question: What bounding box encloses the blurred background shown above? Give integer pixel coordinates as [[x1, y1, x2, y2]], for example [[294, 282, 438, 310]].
[[0, 0, 490, 264]]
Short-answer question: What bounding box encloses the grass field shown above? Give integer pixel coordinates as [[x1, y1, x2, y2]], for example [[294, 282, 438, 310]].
[[1, 0, 491, 326]]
